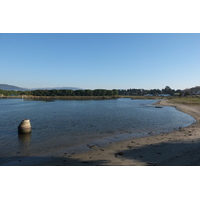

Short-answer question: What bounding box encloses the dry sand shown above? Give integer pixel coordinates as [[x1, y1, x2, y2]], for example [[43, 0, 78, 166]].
[[2, 99, 200, 166], [43, 99, 200, 166]]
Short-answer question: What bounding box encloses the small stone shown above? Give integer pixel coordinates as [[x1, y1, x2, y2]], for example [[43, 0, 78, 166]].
[[155, 106, 163, 108], [89, 145, 97, 149], [115, 152, 124, 157]]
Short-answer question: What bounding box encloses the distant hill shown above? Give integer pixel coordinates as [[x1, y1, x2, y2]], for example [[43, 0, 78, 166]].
[[30, 87, 81, 90], [0, 84, 27, 91], [0, 84, 81, 91], [184, 86, 200, 95]]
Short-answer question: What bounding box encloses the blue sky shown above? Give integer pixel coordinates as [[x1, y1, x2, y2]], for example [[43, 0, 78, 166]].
[[0, 33, 200, 90]]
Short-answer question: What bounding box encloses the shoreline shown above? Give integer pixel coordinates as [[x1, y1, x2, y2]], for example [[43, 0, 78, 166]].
[[2, 99, 200, 166], [55, 99, 200, 166], [0, 95, 118, 100]]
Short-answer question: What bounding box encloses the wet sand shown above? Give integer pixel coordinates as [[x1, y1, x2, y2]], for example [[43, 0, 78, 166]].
[[2, 99, 200, 166]]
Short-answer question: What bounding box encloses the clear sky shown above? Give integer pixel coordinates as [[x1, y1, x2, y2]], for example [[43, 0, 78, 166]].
[[0, 33, 200, 90]]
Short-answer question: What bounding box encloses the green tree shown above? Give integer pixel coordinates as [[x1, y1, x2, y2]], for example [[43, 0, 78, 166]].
[[112, 89, 118, 96]]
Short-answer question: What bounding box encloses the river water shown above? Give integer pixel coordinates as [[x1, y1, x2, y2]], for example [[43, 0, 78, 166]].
[[0, 98, 195, 160]]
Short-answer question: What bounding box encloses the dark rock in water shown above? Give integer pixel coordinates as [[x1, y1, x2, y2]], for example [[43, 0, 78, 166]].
[[155, 106, 163, 108]]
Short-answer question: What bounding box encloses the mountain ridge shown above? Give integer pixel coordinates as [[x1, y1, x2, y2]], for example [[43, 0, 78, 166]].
[[0, 84, 27, 91], [0, 84, 81, 91]]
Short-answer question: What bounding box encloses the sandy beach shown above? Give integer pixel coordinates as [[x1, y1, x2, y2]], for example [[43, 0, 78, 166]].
[[2, 99, 200, 166]]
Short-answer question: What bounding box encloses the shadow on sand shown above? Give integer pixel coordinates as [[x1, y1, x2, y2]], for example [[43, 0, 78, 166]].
[[117, 139, 200, 166], [0, 155, 109, 166], [1, 139, 200, 166]]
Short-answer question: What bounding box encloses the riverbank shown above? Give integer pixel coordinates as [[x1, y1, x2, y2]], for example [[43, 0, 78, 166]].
[[0, 95, 165, 100], [48, 99, 200, 166], [0, 95, 118, 100]]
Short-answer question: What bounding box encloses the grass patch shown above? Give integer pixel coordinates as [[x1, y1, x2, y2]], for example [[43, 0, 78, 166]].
[[118, 95, 162, 100], [168, 96, 200, 105]]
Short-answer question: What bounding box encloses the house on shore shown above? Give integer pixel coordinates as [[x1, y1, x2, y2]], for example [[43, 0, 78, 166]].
[[192, 90, 200, 95], [158, 94, 171, 97]]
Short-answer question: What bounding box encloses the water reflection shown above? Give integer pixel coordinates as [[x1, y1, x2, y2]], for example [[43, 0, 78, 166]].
[[18, 132, 31, 154], [23, 98, 54, 102]]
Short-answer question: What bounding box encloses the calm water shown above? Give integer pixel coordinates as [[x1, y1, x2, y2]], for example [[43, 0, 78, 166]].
[[0, 98, 195, 159]]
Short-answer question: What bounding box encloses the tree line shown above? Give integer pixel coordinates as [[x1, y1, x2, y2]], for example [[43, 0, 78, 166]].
[[118, 86, 182, 96], [0, 89, 118, 96], [0, 86, 187, 97]]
